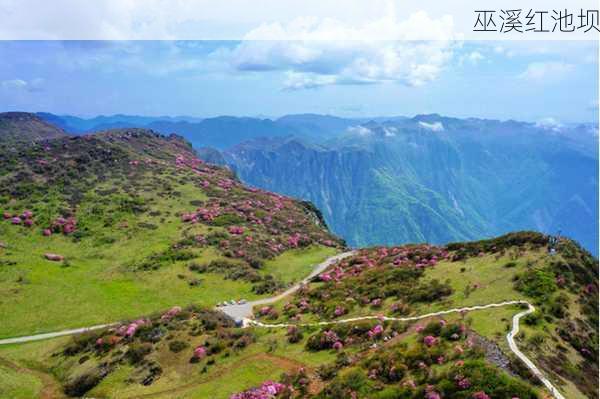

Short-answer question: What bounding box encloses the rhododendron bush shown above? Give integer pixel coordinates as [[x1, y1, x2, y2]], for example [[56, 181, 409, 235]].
[[230, 380, 290, 399]]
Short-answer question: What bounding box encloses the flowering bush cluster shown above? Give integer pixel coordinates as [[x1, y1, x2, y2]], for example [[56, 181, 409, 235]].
[[2, 209, 35, 227], [305, 321, 399, 352], [319, 319, 538, 399], [267, 246, 452, 323], [163, 150, 344, 277], [318, 244, 448, 285], [59, 304, 240, 396], [2, 208, 82, 239], [48, 216, 78, 235], [446, 231, 548, 261], [230, 380, 290, 399]]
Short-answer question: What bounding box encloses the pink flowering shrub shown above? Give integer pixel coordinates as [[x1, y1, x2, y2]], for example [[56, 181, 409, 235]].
[[259, 306, 272, 316], [306, 321, 390, 351], [332, 341, 344, 351], [230, 381, 289, 399], [456, 376, 471, 389], [367, 324, 384, 339], [370, 298, 382, 308], [333, 306, 346, 317], [160, 306, 182, 321], [425, 389, 441, 399], [193, 346, 207, 359], [228, 226, 244, 235], [423, 335, 438, 347], [47, 216, 77, 235]]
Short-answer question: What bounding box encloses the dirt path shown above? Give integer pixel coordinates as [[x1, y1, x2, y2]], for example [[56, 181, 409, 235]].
[[0, 323, 115, 346], [0, 355, 65, 399], [507, 304, 566, 399], [219, 251, 356, 323]]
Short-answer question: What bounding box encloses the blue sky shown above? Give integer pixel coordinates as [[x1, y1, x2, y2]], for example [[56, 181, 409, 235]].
[[0, 40, 597, 123]]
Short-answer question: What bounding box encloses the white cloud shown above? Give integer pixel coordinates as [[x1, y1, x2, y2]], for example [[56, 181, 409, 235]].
[[458, 50, 485, 66], [518, 61, 575, 82], [221, 11, 459, 89], [347, 125, 373, 136], [467, 51, 484, 64], [535, 117, 563, 132], [0, 78, 44, 91], [383, 126, 397, 137], [1, 79, 27, 89], [241, 10, 456, 41], [0, 0, 455, 40], [0, 0, 597, 41], [283, 72, 340, 90], [418, 121, 444, 132]]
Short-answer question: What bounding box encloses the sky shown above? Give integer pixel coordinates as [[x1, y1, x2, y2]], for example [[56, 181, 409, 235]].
[[0, 39, 597, 123]]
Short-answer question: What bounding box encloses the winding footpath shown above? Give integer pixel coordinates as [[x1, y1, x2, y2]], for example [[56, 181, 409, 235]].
[[219, 250, 357, 322], [0, 251, 565, 399], [246, 300, 565, 399], [0, 323, 115, 345], [507, 304, 566, 399]]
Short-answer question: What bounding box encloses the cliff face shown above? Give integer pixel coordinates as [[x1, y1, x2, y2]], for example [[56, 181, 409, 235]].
[[222, 118, 598, 254]]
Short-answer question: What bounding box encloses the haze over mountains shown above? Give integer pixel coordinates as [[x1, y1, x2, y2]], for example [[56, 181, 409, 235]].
[[33, 111, 600, 255]]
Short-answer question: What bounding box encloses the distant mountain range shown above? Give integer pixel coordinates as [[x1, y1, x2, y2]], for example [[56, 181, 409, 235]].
[[35, 112, 361, 148], [35, 112, 599, 255]]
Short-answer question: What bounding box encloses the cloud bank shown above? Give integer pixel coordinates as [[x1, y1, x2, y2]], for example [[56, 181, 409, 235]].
[[418, 121, 444, 132], [222, 11, 459, 90], [518, 61, 575, 82]]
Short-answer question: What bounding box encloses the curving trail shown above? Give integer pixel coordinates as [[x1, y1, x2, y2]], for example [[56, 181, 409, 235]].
[[507, 304, 566, 399], [220, 251, 356, 322], [245, 300, 529, 328], [0, 323, 115, 345], [245, 300, 566, 399]]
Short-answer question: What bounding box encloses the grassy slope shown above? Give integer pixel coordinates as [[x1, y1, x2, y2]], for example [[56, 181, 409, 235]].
[[0, 209, 333, 338], [0, 362, 42, 399], [0, 129, 342, 338], [261, 246, 337, 285]]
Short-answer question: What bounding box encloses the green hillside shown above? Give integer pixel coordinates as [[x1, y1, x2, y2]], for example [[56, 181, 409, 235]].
[[0, 112, 68, 144], [0, 125, 342, 338]]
